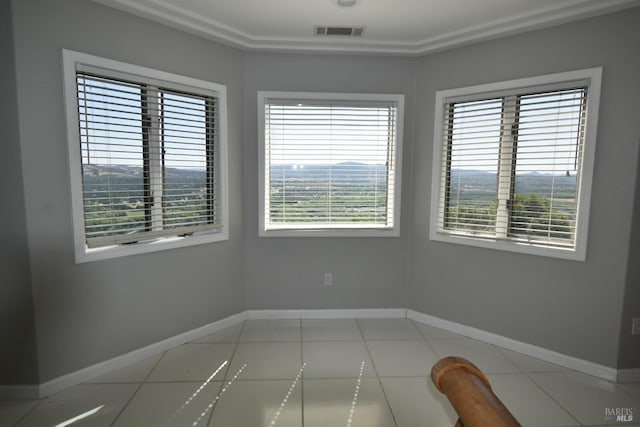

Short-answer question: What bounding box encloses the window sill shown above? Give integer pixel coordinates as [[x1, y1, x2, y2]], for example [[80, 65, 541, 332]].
[[260, 227, 400, 238], [429, 230, 585, 261], [74, 231, 229, 263]]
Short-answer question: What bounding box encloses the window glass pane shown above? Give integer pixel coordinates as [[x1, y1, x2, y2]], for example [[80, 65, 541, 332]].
[[77, 73, 219, 247], [444, 99, 502, 234], [510, 89, 586, 245], [65, 50, 229, 261], [78, 75, 147, 240], [265, 101, 396, 229], [431, 69, 600, 259], [161, 91, 215, 230]]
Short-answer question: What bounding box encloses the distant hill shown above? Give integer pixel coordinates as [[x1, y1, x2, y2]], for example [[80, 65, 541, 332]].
[[446, 169, 577, 214], [81, 163, 577, 206], [269, 162, 387, 181], [82, 164, 206, 179]]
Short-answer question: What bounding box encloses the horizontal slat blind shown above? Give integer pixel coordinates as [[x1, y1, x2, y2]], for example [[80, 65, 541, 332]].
[[264, 100, 397, 229], [160, 90, 218, 233], [443, 98, 502, 235], [76, 73, 219, 248], [510, 88, 586, 246], [439, 87, 587, 248]]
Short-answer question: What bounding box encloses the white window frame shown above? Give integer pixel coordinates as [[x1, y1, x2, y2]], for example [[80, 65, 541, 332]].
[[62, 49, 229, 263], [430, 68, 602, 261], [258, 91, 404, 237]]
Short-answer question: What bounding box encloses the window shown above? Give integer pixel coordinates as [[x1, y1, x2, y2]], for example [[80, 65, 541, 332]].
[[63, 50, 228, 262], [430, 68, 602, 260], [258, 92, 404, 237]]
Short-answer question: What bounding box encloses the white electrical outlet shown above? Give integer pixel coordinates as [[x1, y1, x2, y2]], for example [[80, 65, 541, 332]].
[[632, 317, 640, 335], [324, 272, 333, 286]]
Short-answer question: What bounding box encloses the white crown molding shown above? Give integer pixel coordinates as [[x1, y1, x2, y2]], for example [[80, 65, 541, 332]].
[[92, 0, 254, 48], [92, 0, 640, 55], [410, 0, 640, 55]]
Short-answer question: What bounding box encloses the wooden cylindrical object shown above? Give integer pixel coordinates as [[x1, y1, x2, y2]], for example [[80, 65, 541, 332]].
[[431, 356, 521, 427]]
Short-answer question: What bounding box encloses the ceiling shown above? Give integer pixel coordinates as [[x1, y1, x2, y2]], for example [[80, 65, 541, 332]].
[[94, 0, 640, 55]]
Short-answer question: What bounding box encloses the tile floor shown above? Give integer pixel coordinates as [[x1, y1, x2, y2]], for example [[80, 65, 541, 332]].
[[1, 318, 638, 426]]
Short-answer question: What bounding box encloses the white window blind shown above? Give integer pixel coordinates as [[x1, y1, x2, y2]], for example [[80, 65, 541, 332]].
[[440, 87, 586, 247], [261, 94, 402, 234], [76, 72, 220, 248], [431, 68, 602, 259]]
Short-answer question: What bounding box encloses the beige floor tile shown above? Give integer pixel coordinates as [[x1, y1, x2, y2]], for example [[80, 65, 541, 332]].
[[380, 376, 457, 427], [15, 317, 636, 427], [0, 400, 39, 426], [367, 340, 440, 377], [302, 341, 375, 378], [357, 318, 423, 340], [113, 381, 222, 427], [16, 384, 138, 427], [227, 342, 302, 380], [239, 319, 300, 342], [488, 373, 579, 426], [302, 318, 362, 341], [192, 324, 243, 343], [497, 348, 568, 373], [412, 321, 466, 340], [428, 338, 520, 374], [88, 353, 163, 383], [304, 378, 396, 427], [530, 371, 639, 426], [208, 380, 302, 427], [146, 344, 234, 382]]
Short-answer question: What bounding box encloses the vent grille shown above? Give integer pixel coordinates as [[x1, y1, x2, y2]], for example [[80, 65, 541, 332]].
[[315, 26, 365, 37]]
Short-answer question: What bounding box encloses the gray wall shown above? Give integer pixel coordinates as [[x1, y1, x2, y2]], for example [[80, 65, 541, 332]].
[[242, 53, 416, 310], [619, 145, 640, 369], [5, 0, 639, 386], [408, 9, 640, 368], [10, 0, 246, 382], [0, 0, 40, 385]]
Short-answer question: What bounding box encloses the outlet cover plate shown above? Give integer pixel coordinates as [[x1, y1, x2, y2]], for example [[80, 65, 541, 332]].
[[324, 272, 333, 286]]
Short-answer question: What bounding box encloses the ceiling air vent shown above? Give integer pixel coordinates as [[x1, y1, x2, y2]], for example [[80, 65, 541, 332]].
[[314, 26, 365, 37]]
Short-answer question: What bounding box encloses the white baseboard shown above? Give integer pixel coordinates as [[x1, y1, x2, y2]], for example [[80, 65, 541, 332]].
[[37, 311, 247, 399], [617, 368, 640, 383], [247, 308, 407, 320], [2, 308, 635, 400], [406, 309, 619, 382]]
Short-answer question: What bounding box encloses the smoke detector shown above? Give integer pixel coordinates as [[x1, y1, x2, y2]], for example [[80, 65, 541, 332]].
[[332, 0, 361, 8]]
